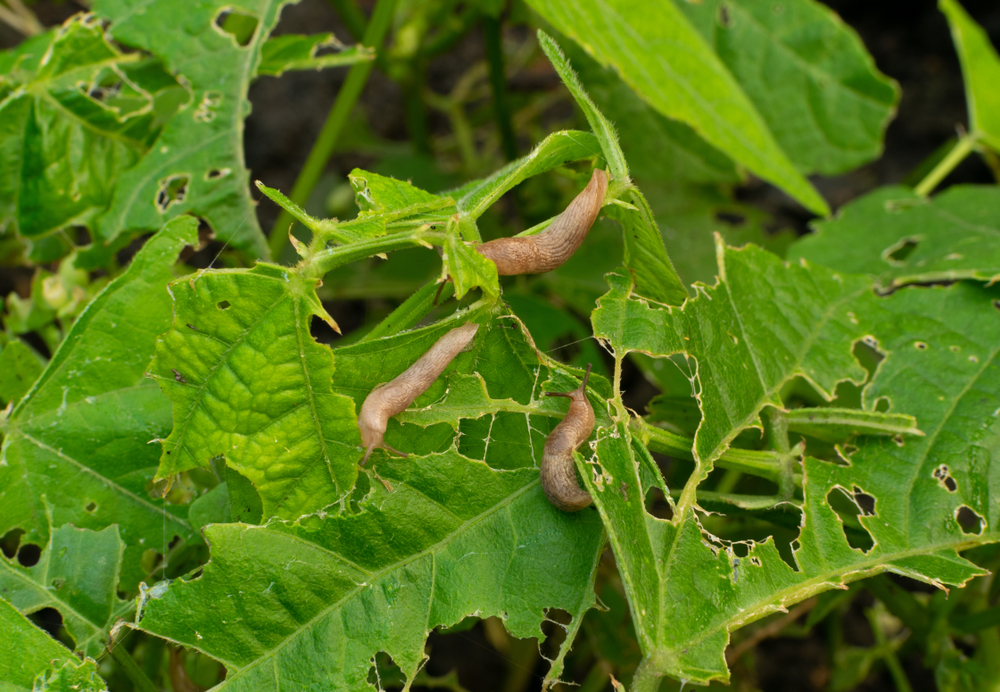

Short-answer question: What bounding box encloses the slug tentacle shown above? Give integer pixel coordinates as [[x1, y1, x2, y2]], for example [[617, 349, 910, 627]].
[[477, 169, 608, 275], [358, 322, 479, 464], [541, 363, 595, 512]]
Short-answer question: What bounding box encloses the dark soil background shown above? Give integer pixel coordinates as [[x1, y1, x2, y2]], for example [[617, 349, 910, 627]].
[[2, 2, 999, 691]]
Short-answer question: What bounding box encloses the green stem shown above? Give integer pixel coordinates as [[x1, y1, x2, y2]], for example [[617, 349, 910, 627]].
[[635, 418, 801, 486], [483, 15, 518, 162], [305, 230, 444, 278], [361, 279, 454, 342], [110, 643, 159, 692], [268, 0, 399, 259], [403, 71, 432, 155], [630, 657, 664, 692], [913, 134, 976, 197], [867, 609, 913, 692], [419, 5, 481, 58], [325, 0, 367, 41]]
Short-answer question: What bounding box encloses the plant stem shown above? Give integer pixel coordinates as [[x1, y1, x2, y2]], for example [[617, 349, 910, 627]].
[[268, 0, 399, 259], [305, 229, 444, 278], [361, 279, 454, 342], [951, 603, 1000, 634], [325, 0, 367, 41], [110, 643, 159, 692], [867, 608, 913, 692], [913, 134, 975, 197], [634, 418, 802, 486], [483, 15, 518, 162], [629, 658, 664, 692]]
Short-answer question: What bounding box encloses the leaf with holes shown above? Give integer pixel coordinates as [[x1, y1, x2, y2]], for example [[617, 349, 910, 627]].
[[789, 185, 1000, 289], [593, 240, 874, 472], [138, 318, 606, 690], [0, 15, 178, 262], [940, 0, 1000, 152], [0, 523, 128, 658], [149, 263, 360, 520], [579, 267, 999, 685], [257, 33, 373, 77], [524, 0, 829, 215], [0, 217, 198, 591], [677, 0, 899, 176], [87, 0, 300, 260], [0, 596, 108, 692]]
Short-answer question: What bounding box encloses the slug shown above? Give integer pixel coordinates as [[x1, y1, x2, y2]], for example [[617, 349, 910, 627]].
[[541, 364, 595, 512], [477, 169, 609, 275], [358, 322, 479, 464]]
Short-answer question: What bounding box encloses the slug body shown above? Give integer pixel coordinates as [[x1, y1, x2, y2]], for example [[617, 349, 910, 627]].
[[478, 169, 608, 275], [541, 364, 595, 512], [358, 322, 479, 464]]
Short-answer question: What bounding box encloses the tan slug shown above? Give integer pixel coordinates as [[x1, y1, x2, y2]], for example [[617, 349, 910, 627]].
[[541, 364, 595, 512], [477, 169, 609, 275], [358, 322, 479, 464]]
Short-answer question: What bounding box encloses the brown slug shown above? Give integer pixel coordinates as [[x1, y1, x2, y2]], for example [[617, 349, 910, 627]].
[[541, 364, 595, 512], [358, 322, 479, 464], [477, 169, 609, 275]]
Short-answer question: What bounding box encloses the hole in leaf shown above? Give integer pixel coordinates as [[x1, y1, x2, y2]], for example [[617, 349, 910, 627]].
[[827, 487, 875, 552], [206, 168, 231, 180], [310, 314, 339, 346], [933, 464, 958, 492], [956, 506, 984, 535], [217, 300, 231, 310], [167, 535, 182, 551], [85, 501, 97, 513], [854, 489, 875, 516], [16, 543, 41, 567], [155, 174, 190, 212], [1, 528, 25, 558], [884, 237, 920, 264], [367, 651, 403, 689], [28, 607, 73, 648], [715, 210, 746, 225], [213, 8, 259, 46], [171, 645, 228, 689], [141, 549, 163, 575], [875, 397, 890, 413], [914, 341, 928, 350]]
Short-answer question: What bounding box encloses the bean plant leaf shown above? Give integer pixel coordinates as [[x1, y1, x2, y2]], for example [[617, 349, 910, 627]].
[[150, 263, 360, 520], [0, 15, 172, 259], [257, 34, 374, 77], [0, 596, 107, 692], [139, 319, 606, 690], [940, 0, 1000, 152], [584, 268, 998, 685], [677, 0, 899, 175], [0, 340, 44, 405], [88, 0, 302, 260], [558, 36, 739, 185], [0, 523, 127, 658], [525, 0, 829, 215], [789, 185, 1000, 289], [593, 240, 873, 471], [0, 217, 198, 591]]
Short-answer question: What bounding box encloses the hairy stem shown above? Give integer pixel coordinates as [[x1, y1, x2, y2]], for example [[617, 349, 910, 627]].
[[268, 0, 398, 259], [629, 657, 664, 692], [110, 643, 159, 692], [914, 134, 975, 197]]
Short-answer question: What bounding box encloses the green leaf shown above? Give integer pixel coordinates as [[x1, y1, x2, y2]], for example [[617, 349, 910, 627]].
[[89, 0, 301, 259], [940, 0, 1000, 152], [558, 36, 739, 185], [592, 240, 872, 470], [789, 185, 1000, 290], [139, 450, 604, 690], [0, 217, 199, 591], [150, 263, 360, 520], [0, 523, 127, 657], [0, 16, 166, 252], [677, 0, 899, 175], [0, 340, 44, 406], [584, 285, 1000, 685], [0, 596, 107, 692], [257, 34, 374, 77], [524, 0, 830, 215]]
